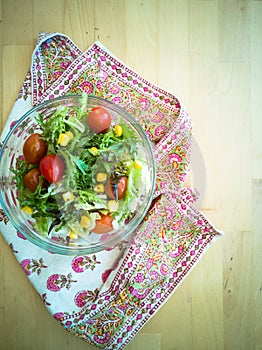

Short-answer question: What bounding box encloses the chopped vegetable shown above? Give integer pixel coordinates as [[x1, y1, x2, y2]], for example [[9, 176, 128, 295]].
[[65, 131, 74, 140], [58, 133, 71, 146], [107, 200, 119, 212], [96, 172, 107, 183], [134, 160, 143, 170], [80, 215, 91, 228], [92, 213, 113, 234], [62, 191, 75, 202], [22, 206, 34, 215], [89, 147, 99, 156], [94, 184, 105, 193], [114, 125, 123, 137], [69, 231, 78, 240]]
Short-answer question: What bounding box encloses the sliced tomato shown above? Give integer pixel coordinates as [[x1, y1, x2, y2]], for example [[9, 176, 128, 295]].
[[92, 213, 113, 234], [105, 176, 128, 200], [40, 154, 64, 183], [117, 176, 128, 199], [104, 178, 115, 199]]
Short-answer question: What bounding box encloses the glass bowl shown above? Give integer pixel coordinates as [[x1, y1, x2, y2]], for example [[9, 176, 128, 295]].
[[0, 95, 156, 255]]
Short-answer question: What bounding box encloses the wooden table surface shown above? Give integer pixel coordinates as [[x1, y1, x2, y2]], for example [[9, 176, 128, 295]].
[[0, 1, 261, 349]]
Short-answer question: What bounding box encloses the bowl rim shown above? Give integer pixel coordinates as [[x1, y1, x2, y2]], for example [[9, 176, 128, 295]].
[[0, 94, 156, 255]]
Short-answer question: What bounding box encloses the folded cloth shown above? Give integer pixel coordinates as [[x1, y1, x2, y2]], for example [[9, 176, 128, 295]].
[[0, 33, 222, 349]]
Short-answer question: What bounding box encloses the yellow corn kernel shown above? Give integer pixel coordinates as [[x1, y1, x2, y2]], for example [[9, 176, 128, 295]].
[[96, 172, 107, 183], [80, 215, 91, 228], [62, 191, 75, 202], [69, 230, 78, 240], [22, 206, 33, 215], [114, 125, 123, 137], [65, 131, 74, 140], [134, 160, 143, 170], [94, 184, 104, 193], [58, 133, 70, 146], [89, 147, 99, 156], [107, 200, 119, 212]]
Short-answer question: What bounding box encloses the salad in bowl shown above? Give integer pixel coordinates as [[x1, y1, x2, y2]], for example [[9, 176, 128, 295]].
[[0, 94, 156, 255]]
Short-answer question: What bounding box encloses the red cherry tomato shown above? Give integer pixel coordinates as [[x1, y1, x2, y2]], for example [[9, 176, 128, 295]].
[[92, 213, 113, 234], [117, 177, 128, 199], [23, 133, 48, 164], [40, 154, 64, 183], [87, 107, 111, 133], [104, 178, 115, 199], [24, 168, 48, 192], [105, 176, 128, 200]]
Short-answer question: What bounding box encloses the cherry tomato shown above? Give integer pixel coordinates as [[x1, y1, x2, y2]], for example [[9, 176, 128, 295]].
[[104, 178, 115, 199], [105, 176, 128, 200], [87, 107, 111, 133], [117, 177, 128, 199], [24, 168, 48, 192], [23, 133, 48, 164], [92, 213, 113, 234], [40, 154, 64, 183]]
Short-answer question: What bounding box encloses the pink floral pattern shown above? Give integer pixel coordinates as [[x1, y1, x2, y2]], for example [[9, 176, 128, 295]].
[[71, 255, 101, 273], [47, 273, 77, 292], [139, 97, 150, 110], [20, 258, 47, 276], [101, 260, 119, 283], [53, 312, 65, 321], [80, 81, 94, 93], [74, 288, 99, 307], [101, 268, 114, 283]]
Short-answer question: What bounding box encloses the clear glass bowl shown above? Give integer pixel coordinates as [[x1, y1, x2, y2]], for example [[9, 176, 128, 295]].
[[0, 95, 156, 255]]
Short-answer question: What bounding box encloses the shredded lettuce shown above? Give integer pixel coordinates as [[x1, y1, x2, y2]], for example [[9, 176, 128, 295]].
[[64, 117, 85, 133], [126, 165, 142, 199], [35, 216, 51, 235], [36, 93, 88, 147]]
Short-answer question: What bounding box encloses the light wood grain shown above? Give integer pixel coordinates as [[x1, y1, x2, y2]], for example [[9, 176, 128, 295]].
[[0, 0, 261, 349], [0, 0, 2, 22], [2, 46, 32, 125]]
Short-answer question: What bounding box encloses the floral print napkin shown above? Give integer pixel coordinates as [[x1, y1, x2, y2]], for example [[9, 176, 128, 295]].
[[0, 33, 222, 349]]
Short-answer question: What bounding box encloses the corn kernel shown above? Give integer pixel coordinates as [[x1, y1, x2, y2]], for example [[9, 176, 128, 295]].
[[62, 191, 75, 202], [107, 200, 119, 212], [69, 230, 78, 240], [96, 172, 107, 183], [114, 125, 123, 137], [58, 133, 70, 146], [65, 131, 74, 140], [89, 147, 99, 156], [134, 160, 143, 170], [80, 215, 91, 228], [94, 184, 104, 193], [22, 206, 33, 215]]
